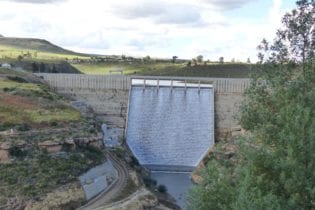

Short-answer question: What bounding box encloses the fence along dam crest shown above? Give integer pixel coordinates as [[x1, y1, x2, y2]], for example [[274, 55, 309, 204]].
[[37, 73, 250, 171]]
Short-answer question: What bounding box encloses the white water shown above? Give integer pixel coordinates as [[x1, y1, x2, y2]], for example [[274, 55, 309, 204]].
[[126, 85, 214, 171]]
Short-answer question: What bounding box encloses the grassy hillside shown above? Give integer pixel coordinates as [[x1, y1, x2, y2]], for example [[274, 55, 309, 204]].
[[73, 62, 252, 78], [0, 37, 90, 62], [0, 69, 80, 129], [0, 68, 105, 208], [0, 36, 252, 78]]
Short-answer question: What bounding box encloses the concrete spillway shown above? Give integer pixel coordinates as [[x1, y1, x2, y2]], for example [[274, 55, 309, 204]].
[[126, 84, 214, 172]]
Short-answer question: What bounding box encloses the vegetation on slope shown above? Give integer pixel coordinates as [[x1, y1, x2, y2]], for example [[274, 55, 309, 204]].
[[0, 68, 105, 208], [0, 70, 80, 130], [0, 37, 89, 58], [187, 1, 315, 209]]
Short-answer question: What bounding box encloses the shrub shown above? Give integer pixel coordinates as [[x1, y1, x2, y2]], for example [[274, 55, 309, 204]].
[[16, 124, 30, 131], [9, 146, 28, 158], [158, 185, 167, 193], [3, 87, 16, 92], [50, 121, 58, 127], [129, 156, 140, 167], [6, 76, 28, 83], [143, 177, 157, 187]]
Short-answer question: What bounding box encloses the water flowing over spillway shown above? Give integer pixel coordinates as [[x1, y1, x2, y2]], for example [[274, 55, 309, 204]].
[[126, 84, 214, 172]]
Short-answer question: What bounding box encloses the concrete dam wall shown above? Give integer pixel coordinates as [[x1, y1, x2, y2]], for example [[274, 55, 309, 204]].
[[36, 73, 249, 135], [37, 73, 130, 127], [126, 85, 214, 171]]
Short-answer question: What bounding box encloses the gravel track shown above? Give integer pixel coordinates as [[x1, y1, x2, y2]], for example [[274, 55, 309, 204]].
[[78, 152, 128, 210]]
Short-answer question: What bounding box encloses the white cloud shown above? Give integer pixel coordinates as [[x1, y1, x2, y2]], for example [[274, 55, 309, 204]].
[[3, 0, 66, 4], [0, 0, 294, 61]]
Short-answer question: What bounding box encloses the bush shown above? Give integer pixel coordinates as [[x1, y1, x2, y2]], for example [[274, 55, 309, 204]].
[[16, 124, 30, 131], [82, 145, 105, 163], [9, 146, 28, 158], [129, 156, 139, 167], [88, 128, 97, 134], [3, 87, 16, 92], [157, 185, 167, 193], [0, 122, 12, 131], [17, 124, 28, 132], [143, 177, 157, 187], [6, 76, 28, 83], [50, 121, 58, 127]]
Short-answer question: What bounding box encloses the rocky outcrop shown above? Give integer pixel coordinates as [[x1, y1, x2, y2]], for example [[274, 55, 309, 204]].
[[37, 135, 103, 154], [73, 134, 103, 149], [64, 138, 76, 150], [38, 140, 63, 153]]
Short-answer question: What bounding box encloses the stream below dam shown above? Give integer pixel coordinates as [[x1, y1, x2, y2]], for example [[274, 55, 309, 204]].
[[151, 171, 192, 208]]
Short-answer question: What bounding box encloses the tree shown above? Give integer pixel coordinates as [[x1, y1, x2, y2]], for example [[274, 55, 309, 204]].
[[197, 55, 203, 63], [39, 62, 46, 73], [192, 58, 197, 66], [51, 64, 58, 73], [231, 58, 236, 63], [17, 55, 23, 61], [157, 185, 167, 193], [246, 57, 251, 63], [144, 55, 150, 61], [219, 56, 224, 64], [31, 62, 39, 73], [187, 1, 315, 209], [172, 56, 178, 63]]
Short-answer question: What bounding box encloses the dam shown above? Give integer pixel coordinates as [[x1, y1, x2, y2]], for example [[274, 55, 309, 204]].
[[37, 73, 249, 207], [126, 79, 214, 171]]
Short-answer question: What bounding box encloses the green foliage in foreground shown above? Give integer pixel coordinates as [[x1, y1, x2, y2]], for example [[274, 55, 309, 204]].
[[187, 63, 315, 210], [187, 1, 315, 209]]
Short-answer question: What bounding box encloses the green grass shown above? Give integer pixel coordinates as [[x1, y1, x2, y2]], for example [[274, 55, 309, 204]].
[[0, 44, 89, 62], [0, 79, 42, 90], [73, 62, 252, 78], [27, 108, 81, 123], [0, 69, 81, 129]]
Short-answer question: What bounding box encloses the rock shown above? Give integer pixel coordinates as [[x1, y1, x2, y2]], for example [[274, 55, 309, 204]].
[[0, 142, 11, 163], [129, 171, 140, 186], [38, 140, 63, 153], [231, 126, 242, 131], [64, 138, 76, 150], [16, 140, 27, 147], [0, 142, 11, 150]]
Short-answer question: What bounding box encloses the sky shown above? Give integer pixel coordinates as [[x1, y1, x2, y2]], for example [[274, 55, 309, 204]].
[[0, 0, 296, 61]]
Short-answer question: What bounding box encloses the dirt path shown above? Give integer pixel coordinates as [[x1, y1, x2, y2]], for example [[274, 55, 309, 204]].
[[78, 152, 129, 210]]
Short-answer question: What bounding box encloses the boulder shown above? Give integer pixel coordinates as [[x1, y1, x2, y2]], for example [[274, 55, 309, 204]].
[[0, 142, 11, 163], [64, 138, 76, 150]]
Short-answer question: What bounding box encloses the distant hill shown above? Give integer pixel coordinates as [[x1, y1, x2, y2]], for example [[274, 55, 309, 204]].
[[0, 37, 87, 56], [0, 34, 3, 38]]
